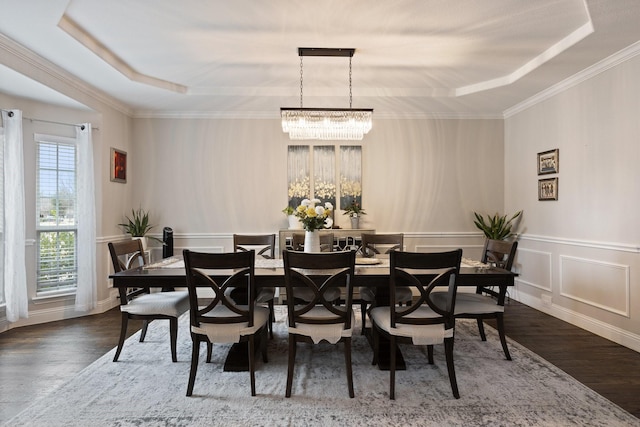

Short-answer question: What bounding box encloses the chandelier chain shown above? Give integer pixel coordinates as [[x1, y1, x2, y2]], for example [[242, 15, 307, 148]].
[[349, 56, 353, 109], [300, 56, 304, 108]]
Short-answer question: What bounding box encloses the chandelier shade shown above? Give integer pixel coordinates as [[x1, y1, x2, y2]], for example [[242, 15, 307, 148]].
[[281, 48, 373, 141], [280, 108, 373, 140]]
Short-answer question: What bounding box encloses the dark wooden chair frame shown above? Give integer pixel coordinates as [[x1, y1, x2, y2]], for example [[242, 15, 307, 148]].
[[183, 249, 268, 397], [108, 239, 181, 363], [283, 249, 357, 398], [459, 238, 518, 360], [359, 233, 405, 335], [233, 234, 276, 338], [370, 249, 463, 399]]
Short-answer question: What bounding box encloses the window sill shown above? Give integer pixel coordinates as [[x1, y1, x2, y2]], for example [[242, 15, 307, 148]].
[[32, 291, 76, 304]]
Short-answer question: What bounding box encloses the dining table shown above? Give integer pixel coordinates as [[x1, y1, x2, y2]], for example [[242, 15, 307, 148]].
[[109, 254, 515, 371]]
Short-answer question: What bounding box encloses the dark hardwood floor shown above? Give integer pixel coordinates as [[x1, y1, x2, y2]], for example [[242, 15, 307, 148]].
[[1, 300, 639, 423]]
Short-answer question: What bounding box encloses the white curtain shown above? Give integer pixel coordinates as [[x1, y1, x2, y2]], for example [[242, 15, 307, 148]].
[[2, 110, 28, 322], [74, 123, 97, 312]]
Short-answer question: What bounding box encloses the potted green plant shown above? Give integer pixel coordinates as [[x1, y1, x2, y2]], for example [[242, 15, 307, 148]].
[[118, 208, 163, 249], [473, 210, 522, 240], [283, 205, 301, 229], [343, 202, 366, 229]]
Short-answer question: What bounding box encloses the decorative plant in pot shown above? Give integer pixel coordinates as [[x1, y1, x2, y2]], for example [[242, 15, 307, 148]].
[[343, 202, 366, 229], [473, 210, 523, 240], [282, 205, 301, 229], [118, 208, 163, 249]]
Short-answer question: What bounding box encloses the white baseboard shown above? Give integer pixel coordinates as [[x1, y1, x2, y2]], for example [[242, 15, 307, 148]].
[[510, 289, 640, 353], [0, 295, 120, 333]]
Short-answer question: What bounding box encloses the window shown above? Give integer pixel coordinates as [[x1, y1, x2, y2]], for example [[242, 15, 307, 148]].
[[0, 127, 4, 304], [36, 135, 77, 294]]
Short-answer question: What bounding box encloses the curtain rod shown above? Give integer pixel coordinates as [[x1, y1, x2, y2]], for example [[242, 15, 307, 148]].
[[1, 109, 98, 131]]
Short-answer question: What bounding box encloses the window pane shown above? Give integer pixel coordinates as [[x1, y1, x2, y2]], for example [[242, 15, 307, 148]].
[[36, 139, 77, 293], [0, 128, 4, 304], [37, 231, 77, 291]]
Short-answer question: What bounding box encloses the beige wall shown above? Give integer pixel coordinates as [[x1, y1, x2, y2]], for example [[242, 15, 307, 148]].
[[131, 117, 504, 235], [505, 54, 640, 350]]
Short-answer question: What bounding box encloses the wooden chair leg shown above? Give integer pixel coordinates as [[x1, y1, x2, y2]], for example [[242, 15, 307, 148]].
[[261, 327, 269, 363], [285, 334, 297, 398], [186, 335, 200, 396], [248, 336, 256, 396], [476, 318, 487, 341], [496, 313, 512, 361], [344, 337, 355, 398], [268, 300, 275, 339], [371, 324, 379, 366], [444, 337, 460, 399], [169, 317, 178, 362], [139, 320, 149, 342], [427, 344, 434, 364], [206, 342, 213, 363], [113, 313, 129, 362], [389, 335, 396, 400], [360, 300, 368, 335]]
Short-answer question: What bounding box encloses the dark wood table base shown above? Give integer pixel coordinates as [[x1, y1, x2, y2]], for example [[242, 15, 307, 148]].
[[363, 327, 406, 371]]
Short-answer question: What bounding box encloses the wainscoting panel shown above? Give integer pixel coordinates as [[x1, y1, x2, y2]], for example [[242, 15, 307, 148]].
[[515, 248, 552, 292], [560, 255, 630, 317]]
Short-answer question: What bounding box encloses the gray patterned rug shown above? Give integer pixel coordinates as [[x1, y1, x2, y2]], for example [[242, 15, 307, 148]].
[[6, 307, 638, 427]]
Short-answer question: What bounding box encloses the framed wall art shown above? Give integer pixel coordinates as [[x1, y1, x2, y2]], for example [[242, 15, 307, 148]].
[[537, 149, 559, 175], [538, 177, 558, 201], [110, 147, 127, 183]]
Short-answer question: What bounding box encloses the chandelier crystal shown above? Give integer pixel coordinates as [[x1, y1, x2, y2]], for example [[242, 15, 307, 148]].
[[281, 48, 373, 141], [281, 108, 373, 140]]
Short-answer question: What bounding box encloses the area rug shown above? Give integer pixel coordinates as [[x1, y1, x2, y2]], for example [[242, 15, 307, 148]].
[[6, 307, 638, 427]]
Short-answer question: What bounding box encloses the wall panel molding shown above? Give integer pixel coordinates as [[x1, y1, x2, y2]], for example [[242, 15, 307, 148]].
[[519, 234, 639, 253], [514, 248, 552, 292], [559, 255, 630, 317]]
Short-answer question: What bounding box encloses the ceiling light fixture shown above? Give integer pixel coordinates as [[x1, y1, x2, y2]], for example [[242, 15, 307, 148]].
[[281, 48, 373, 141]]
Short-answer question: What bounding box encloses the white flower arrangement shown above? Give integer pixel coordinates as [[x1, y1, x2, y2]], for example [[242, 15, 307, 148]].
[[294, 198, 334, 231]]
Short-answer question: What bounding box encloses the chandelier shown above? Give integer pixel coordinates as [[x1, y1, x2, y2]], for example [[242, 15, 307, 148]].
[[281, 48, 373, 141]]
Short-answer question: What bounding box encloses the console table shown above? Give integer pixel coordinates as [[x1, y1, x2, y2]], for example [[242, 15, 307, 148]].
[[278, 228, 375, 256]]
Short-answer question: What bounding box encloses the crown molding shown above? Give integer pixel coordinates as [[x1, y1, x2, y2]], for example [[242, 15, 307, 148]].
[[132, 109, 504, 120], [504, 40, 640, 118], [0, 33, 132, 116]]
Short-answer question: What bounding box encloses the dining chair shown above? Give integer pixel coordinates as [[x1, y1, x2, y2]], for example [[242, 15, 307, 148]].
[[287, 232, 340, 304], [232, 234, 276, 339], [283, 249, 357, 398], [369, 249, 463, 399], [358, 233, 411, 335], [433, 239, 518, 360], [183, 249, 269, 397], [108, 239, 189, 362]]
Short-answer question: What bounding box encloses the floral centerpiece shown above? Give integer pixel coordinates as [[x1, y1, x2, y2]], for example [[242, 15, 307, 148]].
[[295, 198, 333, 231]]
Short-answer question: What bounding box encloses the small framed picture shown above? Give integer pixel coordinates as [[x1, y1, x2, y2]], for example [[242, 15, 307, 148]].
[[537, 149, 559, 175], [538, 177, 558, 201], [110, 148, 127, 183]]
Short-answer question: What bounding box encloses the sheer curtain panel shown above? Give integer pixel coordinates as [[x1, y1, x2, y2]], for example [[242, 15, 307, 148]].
[[2, 110, 28, 322], [75, 123, 96, 312]]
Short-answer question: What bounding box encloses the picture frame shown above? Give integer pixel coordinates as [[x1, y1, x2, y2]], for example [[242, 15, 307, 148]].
[[537, 149, 559, 175], [538, 177, 558, 201], [110, 148, 127, 183]]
